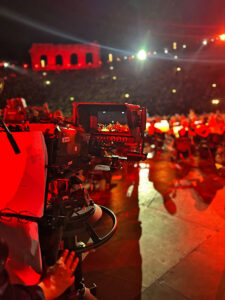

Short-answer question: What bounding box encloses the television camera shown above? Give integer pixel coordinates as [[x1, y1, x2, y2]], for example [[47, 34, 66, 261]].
[[0, 98, 146, 299]]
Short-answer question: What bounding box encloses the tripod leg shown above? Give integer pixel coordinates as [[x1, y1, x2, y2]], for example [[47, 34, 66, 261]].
[[75, 253, 84, 291]]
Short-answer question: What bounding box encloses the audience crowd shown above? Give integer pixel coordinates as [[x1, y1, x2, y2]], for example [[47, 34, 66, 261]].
[[0, 56, 224, 116]]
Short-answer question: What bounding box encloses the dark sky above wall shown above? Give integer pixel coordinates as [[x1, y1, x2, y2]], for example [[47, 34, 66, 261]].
[[0, 0, 224, 61]]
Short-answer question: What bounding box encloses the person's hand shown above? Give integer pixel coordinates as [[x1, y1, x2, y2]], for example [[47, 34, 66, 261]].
[[38, 249, 79, 300]]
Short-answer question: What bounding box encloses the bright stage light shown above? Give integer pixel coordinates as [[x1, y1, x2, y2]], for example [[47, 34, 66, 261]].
[[219, 34, 225, 41], [164, 49, 168, 54], [182, 44, 187, 48], [41, 59, 46, 67], [212, 99, 220, 105], [202, 39, 208, 45], [137, 49, 147, 60], [124, 93, 130, 98], [3, 62, 9, 68], [108, 53, 113, 62], [176, 67, 181, 72], [45, 80, 51, 85], [172, 89, 177, 93], [212, 83, 217, 88], [154, 120, 170, 132]]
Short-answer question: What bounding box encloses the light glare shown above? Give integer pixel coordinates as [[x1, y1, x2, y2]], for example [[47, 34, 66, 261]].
[[137, 49, 147, 60], [108, 53, 113, 62], [212, 99, 220, 105], [219, 34, 225, 41]]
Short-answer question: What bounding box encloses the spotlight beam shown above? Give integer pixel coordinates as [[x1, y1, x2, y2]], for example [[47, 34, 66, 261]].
[[0, 6, 133, 56]]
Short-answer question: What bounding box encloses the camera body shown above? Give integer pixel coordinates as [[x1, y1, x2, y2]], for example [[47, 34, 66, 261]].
[[73, 102, 146, 160], [0, 99, 146, 286]]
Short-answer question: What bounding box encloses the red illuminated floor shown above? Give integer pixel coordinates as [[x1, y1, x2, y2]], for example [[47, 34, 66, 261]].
[[82, 151, 225, 300]]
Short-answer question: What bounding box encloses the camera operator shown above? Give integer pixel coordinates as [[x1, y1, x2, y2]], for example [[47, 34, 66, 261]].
[[0, 239, 79, 300]]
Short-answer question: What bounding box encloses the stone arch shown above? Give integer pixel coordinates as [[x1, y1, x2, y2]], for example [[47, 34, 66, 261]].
[[56, 54, 63, 66], [71, 53, 78, 65], [86, 53, 93, 64], [30, 43, 101, 70]]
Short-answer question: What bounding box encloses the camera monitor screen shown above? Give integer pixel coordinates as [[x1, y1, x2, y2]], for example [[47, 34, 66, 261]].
[[76, 104, 131, 134], [97, 110, 129, 133]]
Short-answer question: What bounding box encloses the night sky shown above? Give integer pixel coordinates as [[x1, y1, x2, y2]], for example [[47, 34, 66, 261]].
[[0, 0, 224, 61]]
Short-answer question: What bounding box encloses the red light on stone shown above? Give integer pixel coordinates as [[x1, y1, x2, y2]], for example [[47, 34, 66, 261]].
[[30, 43, 101, 70]]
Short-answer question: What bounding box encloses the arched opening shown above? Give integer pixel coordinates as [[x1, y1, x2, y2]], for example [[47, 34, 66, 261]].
[[40, 55, 48, 67], [71, 54, 78, 65], [56, 55, 63, 66], [86, 53, 93, 64]]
